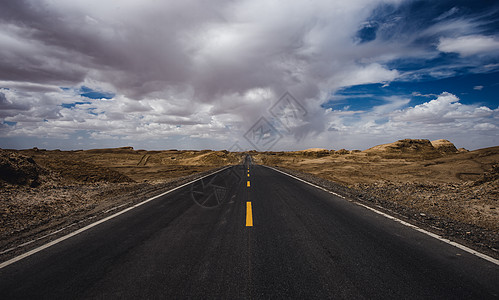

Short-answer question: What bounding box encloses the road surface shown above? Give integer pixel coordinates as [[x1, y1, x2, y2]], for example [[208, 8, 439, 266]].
[[1, 160, 498, 299]]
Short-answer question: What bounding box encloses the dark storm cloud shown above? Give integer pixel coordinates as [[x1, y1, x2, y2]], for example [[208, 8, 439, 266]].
[[0, 0, 229, 96], [0, 0, 393, 102], [0, 91, 29, 111], [0, 91, 32, 118], [2, 0, 496, 102], [0, 0, 498, 150]]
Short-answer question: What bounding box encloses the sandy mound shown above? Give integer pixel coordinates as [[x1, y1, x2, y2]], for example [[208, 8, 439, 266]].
[[300, 148, 328, 152], [84, 146, 135, 154], [184, 150, 239, 165], [0, 150, 46, 187], [294, 148, 329, 158], [366, 138, 459, 157], [364, 139, 445, 158], [431, 139, 458, 154], [334, 149, 350, 155], [366, 139, 435, 153], [40, 159, 134, 183]]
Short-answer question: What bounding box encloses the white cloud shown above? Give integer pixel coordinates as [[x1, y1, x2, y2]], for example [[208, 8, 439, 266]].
[[314, 92, 498, 150], [335, 63, 399, 88], [392, 92, 494, 123], [434, 7, 459, 21], [438, 35, 499, 56], [474, 123, 497, 130], [474, 85, 484, 90]]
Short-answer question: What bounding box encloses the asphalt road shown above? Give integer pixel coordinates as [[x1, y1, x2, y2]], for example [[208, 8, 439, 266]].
[[1, 159, 498, 299]]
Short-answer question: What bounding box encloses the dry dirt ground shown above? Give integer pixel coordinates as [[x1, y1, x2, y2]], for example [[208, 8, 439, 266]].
[[0, 147, 242, 256], [253, 139, 498, 257]]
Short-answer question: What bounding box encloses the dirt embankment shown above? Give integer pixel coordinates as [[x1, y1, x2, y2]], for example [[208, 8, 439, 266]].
[[0, 150, 47, 187], [254, 139, 498, 256], [0, 148, 242, 250]]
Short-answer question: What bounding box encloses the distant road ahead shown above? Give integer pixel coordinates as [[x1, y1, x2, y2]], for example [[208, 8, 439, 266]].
[[1, 162, 498, 299]]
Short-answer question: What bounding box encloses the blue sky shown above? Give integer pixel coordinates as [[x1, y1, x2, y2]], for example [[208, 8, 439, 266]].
[[329, 0, 499, 113], [0, 0, 498, 150], [327, 71, 499, 111]]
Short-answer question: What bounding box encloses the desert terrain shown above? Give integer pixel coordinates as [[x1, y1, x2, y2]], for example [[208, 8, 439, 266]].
[[1, 139, 498, 257]]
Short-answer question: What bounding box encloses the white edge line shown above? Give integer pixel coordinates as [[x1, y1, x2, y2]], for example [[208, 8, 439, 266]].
[[263, 165, 499, 266], [0, 166, 231, 269]]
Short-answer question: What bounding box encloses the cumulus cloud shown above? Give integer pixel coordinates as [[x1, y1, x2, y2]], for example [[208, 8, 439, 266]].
[[438, 35, 499, 56], [316, 92, 498, 150], [392, 92, 495, 123]]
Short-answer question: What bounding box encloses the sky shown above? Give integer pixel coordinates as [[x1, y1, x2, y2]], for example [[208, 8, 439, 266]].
[[0, 0, 498, 151]]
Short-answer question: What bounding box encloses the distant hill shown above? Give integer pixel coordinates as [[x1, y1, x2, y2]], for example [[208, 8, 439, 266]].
[[299, 148, 328, 152], [430, 139, 458, 154], [364, 139, 460, 157]]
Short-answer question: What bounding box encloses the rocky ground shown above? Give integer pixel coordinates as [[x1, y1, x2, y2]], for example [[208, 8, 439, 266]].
[[354, 173, 498, 232]]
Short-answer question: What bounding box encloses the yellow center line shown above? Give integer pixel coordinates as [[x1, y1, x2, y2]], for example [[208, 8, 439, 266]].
[[247, 180, 250, 187], [246, 202, 253, 226], [247, 173, 250, 177]]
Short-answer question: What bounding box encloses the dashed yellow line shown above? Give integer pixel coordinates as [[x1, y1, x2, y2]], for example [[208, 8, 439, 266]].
[[247, 180, 250, 187], [246, 202, 253, 226]]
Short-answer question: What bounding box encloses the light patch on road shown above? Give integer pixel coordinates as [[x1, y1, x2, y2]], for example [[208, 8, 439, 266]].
[[246, 202, 253, 227]]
